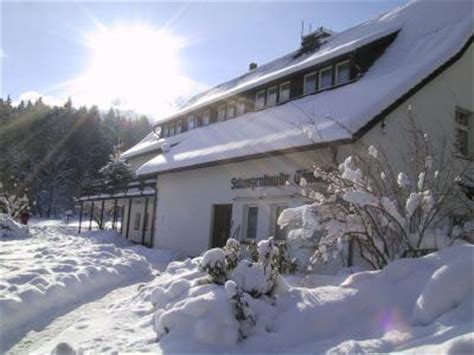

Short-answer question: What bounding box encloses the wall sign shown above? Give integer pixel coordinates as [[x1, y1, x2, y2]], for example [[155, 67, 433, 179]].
[[231, 170, 320, 190]]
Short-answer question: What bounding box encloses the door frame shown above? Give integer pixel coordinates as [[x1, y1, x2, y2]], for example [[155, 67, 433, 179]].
[[209, 204, 233, 249]]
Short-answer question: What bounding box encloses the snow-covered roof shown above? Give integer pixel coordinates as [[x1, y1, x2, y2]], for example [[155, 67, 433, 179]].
[[130, 0, 473, 175]]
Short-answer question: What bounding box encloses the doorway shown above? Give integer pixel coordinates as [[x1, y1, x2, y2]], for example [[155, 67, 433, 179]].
[[211, 204, 233, 248]]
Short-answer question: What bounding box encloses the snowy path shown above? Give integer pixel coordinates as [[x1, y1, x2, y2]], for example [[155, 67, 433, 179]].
[[1, 221, 176, 353], [9, 281, 161, 354]]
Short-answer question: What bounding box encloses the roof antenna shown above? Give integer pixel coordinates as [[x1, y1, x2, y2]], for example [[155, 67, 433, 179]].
[[301, 20, 304, 39], [309, 22, 312, 34]]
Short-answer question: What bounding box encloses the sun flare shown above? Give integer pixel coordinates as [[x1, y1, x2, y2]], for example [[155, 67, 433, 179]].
[[70, 24, 198, 117]]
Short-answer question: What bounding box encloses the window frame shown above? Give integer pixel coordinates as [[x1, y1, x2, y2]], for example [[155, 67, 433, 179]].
[[304, 71, 318, 95], [187, 115, 195, 130], [267, 86, 278, 107], [168, 122, 176, 136], [134, 212, 141, 230], [176, 119, 183, 134], [202, 109, 211, 126], [279, 81, 291, 103], [335, 60, 351, 86], [255, 90, 266, 111], [318, 65, 333, 90]]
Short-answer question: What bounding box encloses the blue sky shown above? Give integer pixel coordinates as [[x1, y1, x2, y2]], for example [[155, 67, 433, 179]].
[[2, 1, 407, 119]]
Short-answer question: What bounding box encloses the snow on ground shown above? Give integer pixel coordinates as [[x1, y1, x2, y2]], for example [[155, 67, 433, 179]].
[[3, 221, 473, 354], [0, 220, 176, 352]]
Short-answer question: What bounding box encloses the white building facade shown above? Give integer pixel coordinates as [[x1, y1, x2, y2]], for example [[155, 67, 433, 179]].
[[81, 1, 473, 257]]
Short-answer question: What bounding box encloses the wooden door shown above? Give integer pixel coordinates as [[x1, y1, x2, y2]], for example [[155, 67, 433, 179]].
[[211, 204, 233, 248]]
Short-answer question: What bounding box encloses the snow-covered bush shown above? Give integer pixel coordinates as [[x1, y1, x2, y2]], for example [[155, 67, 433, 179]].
[[199, 248, 228, 284], [280, 125, 473, 270], [225, 280, 256, 339], [0, 213, 29, 239]]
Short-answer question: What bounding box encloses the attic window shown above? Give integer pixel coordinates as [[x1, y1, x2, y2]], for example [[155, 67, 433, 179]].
[[202, 110, 211, 126], [336, 60, 350, 85], [267, 86, 278, 107], [279, 81, 291, 102], [319, 66, 333, 90], [455, 108, 472, 157], [176, 120, 183, 134], [237, 98, 246, 116], [304, 72, 317, 95], [168, 122, 176, 136], [255, 90, 265, 110], [187, 115, 195, 130], [162, 125, 169, 138], [218, 104, 226, 121], [227, 101, 236, 119]]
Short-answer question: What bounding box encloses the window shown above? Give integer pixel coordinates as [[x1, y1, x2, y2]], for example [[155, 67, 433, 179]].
[[202, 110, 211, 126], [455, 108, 472, 157], [271, 205, 288, 239], [227, 101, 236, 119], [304, 72, 317, 95], [168, 123, 176, 136], [187, 115, 195, 130], [176, 120, 183, 134], [162, 125, 169, 138], [237, 99, 246, 116], [255, 90, 266, 110], [134, 212, 141, 230], [218, 104, 226, 121], [195, 114, 203, 128], [267, 86, 278, 107], [279, 82, 291, 102], [319, 66, 333, 90], [336, 60, 350, 85], [245, 206, 258, 239]]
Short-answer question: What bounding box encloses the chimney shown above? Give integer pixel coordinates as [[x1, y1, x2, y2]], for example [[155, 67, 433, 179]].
[[249, 62, 258, 71]]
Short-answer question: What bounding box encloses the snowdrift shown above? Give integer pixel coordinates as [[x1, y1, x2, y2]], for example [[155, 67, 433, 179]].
[[0, 226, 153, 352], [143, 244, 474, 353], [0, 213, 29, 239]]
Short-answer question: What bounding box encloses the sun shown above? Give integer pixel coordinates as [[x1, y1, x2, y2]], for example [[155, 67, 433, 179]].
[[70, 24, 197, 118]]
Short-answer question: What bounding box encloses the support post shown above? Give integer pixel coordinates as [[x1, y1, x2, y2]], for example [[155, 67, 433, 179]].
[[141, 197, 149, 246], [78, 200, 83, 234], [120, 205, 125, 235], [112, 199, 118, 230], [89, 200, 94, 231], [125, 198, 132, 240], [99, 200, 105, 230], [149, 196, 157, 248]]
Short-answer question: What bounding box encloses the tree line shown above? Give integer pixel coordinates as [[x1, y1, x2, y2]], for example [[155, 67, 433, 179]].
[[0, 97, 151, 218]]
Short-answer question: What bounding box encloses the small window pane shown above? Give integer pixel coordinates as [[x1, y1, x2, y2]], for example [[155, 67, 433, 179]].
[[279, 82, 290, 102], [456, 111, 469, 126], [237, 99, 246, 116], [163, 126, 169, 138], [304, 73, 317, 94], [267, 86, 278, 107], [202, 110, 211, 125], [227, 101, 236, 119], [319, 67, 333, 90], [218, 105, 226, 121], [134, 212, 141, 230], [255, 91, 265, 110], [336, 61, 350, 85], [168, 123, 175, 136], [176, 120, 182, 134], [246, 206, 258, 239]]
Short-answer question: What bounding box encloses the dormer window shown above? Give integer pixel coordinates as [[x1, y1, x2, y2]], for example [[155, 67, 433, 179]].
[[227, 101, 236, 119], [255, 90, 265, 110], [202, 110, 211, 126], [267, 86, 278, 107], [237, 98, 246, 116], [187, 115, 195, 130], [319, 66, 333, 90], [304, 72, 317, 95], [336, 60, 350, 85], [163, 125, 169, 138], [195, 114, 203, 128], [176, 119, 183, 134], [168, 122, 176, 136], [218, 104, 226, 121], [279, 81, 291, 102]]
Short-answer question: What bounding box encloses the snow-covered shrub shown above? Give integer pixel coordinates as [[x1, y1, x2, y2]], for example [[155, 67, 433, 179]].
[[272, 240, 298, 274], [279, 123, 473, 269], [0, 213, 29, 239], [199, 248, 228, 284], [224, 238, 241, 270], [225, 280, 256, 339], [246, 240, 259, 262]]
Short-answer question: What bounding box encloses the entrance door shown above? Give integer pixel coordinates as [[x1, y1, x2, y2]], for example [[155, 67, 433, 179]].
[[211, 204, 233, 248]]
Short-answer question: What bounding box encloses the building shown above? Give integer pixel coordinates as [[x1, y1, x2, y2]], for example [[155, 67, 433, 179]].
[[79, 0, 473, 256]]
